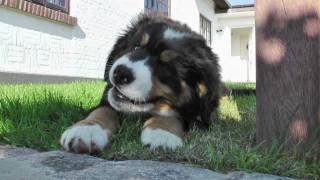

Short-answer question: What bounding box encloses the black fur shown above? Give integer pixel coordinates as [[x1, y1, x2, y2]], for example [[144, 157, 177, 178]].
[[101, 15, 221, 130]]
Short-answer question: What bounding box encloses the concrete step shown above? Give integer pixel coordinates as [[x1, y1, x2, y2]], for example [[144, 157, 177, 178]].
[[0, 145, 295, 180], [0, 144, 38, 159]]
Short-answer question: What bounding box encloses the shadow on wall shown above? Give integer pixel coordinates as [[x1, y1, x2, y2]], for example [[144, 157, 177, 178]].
[[0, 7, 85, 39]]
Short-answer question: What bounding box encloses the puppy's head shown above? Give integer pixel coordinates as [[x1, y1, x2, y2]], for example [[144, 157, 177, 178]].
[[106, 16, 220, 121]]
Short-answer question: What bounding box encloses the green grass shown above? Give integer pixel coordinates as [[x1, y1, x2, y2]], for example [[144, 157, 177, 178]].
[[225, 82, 256, 90], [0, 82, 318, 179]]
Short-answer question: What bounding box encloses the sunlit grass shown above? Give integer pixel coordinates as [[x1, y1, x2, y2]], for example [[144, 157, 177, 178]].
[[225, 82, 256, 90]]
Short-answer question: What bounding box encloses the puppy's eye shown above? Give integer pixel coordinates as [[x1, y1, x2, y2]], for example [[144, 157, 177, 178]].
[[134, 46, 140, 50], [133, 45, 140, 51]]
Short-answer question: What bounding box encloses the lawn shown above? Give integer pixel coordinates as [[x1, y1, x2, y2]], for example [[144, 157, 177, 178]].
[[0, 82, 318, 179]]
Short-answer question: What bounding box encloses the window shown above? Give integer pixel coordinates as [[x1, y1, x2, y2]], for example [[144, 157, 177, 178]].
[[31, 0, 69, 13], [145, 0, 170, 17], [200, 15, 212, 46]]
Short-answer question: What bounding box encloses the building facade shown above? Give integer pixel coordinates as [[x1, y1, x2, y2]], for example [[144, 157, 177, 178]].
[[0, 0, 255, 83], [215, 5, 255, 82]]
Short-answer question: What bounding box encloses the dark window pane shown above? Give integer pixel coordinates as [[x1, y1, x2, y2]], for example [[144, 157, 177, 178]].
[[31, 0, 68, 13], [148, 0, 152, 8], [32, 0, 45, 5], [200, 15, 212, 46], [145, 0, 170, 17], [47, 0, 65, 7]]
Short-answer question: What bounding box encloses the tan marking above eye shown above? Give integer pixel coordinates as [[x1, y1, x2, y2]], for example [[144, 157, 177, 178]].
[[198, 81, 207, 97], [160, 50, 178, 62], [140, 33, 150, 47]]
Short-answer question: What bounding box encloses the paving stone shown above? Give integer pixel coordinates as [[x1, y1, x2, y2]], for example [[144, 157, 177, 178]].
[[0, 145, 38, 159], [226, 171, 295, 180], [0, 147, 296, 180]]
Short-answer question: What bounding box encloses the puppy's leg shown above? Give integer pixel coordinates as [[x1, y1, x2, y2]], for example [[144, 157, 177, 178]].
[[141, 116, 184, 150], [60, 106, 119, 154]]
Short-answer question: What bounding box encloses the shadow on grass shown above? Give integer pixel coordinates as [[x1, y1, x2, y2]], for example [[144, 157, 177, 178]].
[[0, 83, 317, 178], [0, 91, 87, 151], [102, 93, 258, 172]]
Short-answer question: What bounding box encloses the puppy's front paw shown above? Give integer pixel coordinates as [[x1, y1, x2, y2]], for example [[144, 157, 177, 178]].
[[141, 128, 183, 150], [60, 124, 110, 154]]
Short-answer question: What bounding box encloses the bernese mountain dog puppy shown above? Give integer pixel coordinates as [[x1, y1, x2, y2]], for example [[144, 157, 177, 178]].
[[60, 15, 221, 154]]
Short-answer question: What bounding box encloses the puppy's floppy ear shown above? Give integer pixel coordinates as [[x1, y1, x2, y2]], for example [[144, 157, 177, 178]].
[[174, 35, 221, 128], [195, 59, 221, 129]]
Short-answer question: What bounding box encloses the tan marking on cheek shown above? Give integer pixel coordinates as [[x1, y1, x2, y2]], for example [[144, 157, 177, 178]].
[[157, 103, 171, 113], [151, 102, 175, 116], [150, 77, 177, 101], [198, 81, 207, 97], [160, 50, 177, 62], [140, 33, 150, 47]]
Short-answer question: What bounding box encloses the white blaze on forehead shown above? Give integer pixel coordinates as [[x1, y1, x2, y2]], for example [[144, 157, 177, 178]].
[[163, 28, 184, 40], [109, 55, 152, 100]]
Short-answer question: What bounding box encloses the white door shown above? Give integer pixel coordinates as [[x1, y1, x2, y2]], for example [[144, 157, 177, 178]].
[[240, 34, 249, 82], [230, 27, 250, 82], [248, 27, 256, 82]]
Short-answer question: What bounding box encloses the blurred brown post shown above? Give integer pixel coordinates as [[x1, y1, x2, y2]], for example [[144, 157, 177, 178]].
[[256, 0, 320, 151]]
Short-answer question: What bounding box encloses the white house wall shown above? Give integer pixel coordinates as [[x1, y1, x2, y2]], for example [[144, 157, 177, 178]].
[[170, 0, 199, 31], [248, 26, 256, 82], [171, 0, 256, 83], [0, 0, 144, 78], [172, 0, 237, 82], [217, 14, 254, 27], [214, 11, 255, 82], [0, 0, 256, 83], [171, 0, 218, 37]]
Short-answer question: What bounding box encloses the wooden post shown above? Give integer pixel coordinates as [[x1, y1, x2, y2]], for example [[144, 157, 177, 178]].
[[256, 0, 320, 151]]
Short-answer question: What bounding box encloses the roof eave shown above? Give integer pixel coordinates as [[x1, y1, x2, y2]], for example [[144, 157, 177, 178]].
[[214, 0, 231, 11], [231, 4, 255, 8]]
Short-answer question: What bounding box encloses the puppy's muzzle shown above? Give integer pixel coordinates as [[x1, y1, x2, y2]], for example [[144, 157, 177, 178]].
[[113, 65, 134, 86]]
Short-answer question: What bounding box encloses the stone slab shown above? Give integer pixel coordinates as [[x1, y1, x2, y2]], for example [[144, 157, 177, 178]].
[[0, 146, 296, 180], [0, 145, 38, 159]]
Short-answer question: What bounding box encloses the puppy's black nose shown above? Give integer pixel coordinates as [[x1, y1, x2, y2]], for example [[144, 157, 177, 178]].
[[113, 65, 134, 85]]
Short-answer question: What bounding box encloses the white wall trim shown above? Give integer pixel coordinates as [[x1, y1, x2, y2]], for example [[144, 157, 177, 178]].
[[216, 11, 254, 19]]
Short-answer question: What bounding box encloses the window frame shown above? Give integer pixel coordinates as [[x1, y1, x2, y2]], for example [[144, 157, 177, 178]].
[[199, 14, 212, 46], [144, 0, 171, 18], [30, 0, 69, 14]]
